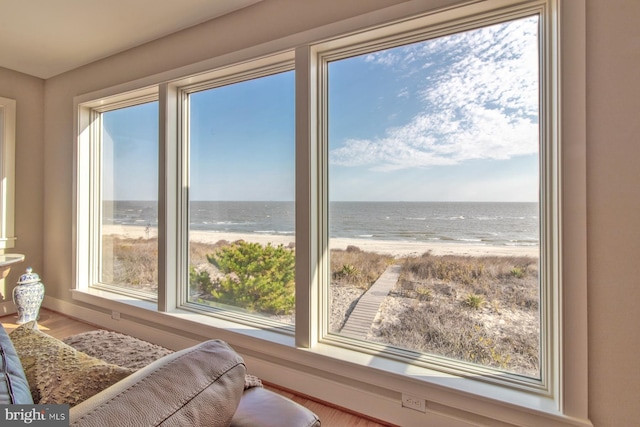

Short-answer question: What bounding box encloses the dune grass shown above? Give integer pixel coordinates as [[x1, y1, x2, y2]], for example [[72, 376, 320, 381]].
[[376, 251, 540, 376], [330, 245, 395, 288], [100, 236, 158, 292], [101, 235, 539, 376]]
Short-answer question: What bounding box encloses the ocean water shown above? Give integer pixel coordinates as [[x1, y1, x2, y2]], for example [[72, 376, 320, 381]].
[[103, 201, 538, 247]]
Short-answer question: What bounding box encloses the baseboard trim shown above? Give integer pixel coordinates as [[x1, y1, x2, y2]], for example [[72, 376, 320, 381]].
[[42, 296, 201, 350]]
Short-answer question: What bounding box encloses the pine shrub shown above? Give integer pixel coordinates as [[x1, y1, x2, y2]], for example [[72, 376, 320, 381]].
[[207, 241, 295, 315]]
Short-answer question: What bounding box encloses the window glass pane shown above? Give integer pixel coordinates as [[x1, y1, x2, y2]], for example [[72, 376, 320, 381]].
[[100, 102, 159, 295], [328, 17, 540, 377], [187, 71, 295, 325]]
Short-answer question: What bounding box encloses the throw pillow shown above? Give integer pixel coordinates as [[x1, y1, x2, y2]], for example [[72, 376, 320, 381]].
[[62, 329, 263, 390], [9, 321, 134, 405], [0, 324, 33, 404], [62, 329, 173, 370]]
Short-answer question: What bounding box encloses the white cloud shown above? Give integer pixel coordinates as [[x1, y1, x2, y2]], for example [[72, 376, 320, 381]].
[[333, 17, 539, 170]]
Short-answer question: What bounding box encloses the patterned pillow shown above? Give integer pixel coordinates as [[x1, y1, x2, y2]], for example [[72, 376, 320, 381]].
[[9, 321, 134, 405]]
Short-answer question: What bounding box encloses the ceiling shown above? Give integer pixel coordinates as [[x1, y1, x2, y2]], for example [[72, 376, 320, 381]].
[[0, 0, 263, 79]]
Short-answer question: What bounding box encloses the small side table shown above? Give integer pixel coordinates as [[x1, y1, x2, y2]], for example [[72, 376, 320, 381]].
[[0, 253, 24, 279]]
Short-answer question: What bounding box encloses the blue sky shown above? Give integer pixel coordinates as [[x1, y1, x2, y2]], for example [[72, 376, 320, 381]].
[[103, 15, 539, 202]]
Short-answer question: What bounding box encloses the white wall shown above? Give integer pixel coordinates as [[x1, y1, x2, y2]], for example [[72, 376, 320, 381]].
[[0, 67, 44, 309], [29, 0, 640, 425], [586, 1, 640, 425]]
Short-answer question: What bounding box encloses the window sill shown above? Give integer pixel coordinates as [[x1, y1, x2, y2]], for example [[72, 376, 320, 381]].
[[69, 289, 590, 427], [70, 288, 295, 347]]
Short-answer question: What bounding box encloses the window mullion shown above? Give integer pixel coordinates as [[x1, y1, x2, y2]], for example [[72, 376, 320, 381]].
[[91, 111, 103, 287], [295, 45, 319, 348], [158, 83, 180, 311]]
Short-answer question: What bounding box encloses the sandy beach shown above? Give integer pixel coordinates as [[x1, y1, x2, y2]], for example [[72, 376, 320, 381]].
[[103, 224, 538, 257]]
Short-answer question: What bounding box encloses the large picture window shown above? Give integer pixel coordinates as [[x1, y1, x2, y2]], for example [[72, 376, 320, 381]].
[[325, 16, 541, 377], [75, 1, 586, 424], [88, 99, 159, 297], [185, 71, 296, 324]]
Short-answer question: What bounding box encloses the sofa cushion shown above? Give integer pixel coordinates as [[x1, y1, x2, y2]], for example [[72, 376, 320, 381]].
[[0, 323, 33, 404], [9, 321, 134, 405], [231, 387, 321, 427], [70, 339, 246, 427]]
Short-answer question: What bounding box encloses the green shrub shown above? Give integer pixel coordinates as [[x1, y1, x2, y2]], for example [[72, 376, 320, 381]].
[[510, 267, 526, 278], [415, 287, 432, 301], [333, 264, 363, 284], [207, 241, 295, 315], [464, 293, 485, 310], [189, 266, 213, 294]]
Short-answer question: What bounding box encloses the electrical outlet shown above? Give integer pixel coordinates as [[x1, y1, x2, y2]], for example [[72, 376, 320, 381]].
[[402, 393, 426, 413], [111, 310, 120, 320]]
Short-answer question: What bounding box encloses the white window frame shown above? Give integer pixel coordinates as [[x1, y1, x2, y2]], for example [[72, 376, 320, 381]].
[[72, 1, 589, 425], [0, 96, 17, 249], [176, 57, 297, 328], [311, 2, 552, 393], [75, 87, 159, 295]]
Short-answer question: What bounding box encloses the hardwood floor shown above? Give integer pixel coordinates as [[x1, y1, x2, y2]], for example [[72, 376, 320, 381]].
[[1, 309, 97, 338], [1, 309, 393, 427]]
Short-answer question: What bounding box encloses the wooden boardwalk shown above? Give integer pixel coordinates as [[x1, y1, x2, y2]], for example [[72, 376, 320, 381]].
[[340, 264, 401, 339]]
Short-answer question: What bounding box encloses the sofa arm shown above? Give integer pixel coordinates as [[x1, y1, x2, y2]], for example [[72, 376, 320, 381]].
[[231, 387, 320, 427], [70, 340, 246, 427]]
